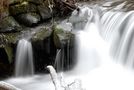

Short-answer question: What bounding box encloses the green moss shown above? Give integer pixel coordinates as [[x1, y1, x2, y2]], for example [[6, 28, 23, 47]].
[[0, 32, 20, 48], [5, 33, 20, 43], [9, 1, 37, 15], [53, 26, 74, 48], [0, 16, 21, 32], [32, 27, 52, 41]]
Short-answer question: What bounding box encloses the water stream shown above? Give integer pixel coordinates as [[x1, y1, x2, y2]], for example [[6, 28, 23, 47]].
[[15, 39, 34, 77], [4, 3, 134, 90]]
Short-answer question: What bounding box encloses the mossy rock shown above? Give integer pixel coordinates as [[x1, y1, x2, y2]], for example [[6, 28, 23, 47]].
[[0, 16, 22, 32], [0, 32, 20, 48], [32, 27, 53, 41], [16, 13, 41, 27], [9, 0, 23, 5], [53, 26, 75, 49], [9, 1, 37, 16]]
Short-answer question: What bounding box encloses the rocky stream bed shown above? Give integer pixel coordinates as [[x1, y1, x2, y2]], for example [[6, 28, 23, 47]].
[[0, 0, 134, 78]]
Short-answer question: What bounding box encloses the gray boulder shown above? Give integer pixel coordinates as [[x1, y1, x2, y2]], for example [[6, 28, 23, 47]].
[[16, 13, 41, 27], [37, 5, 52, 20], [9, 2, 37, 16], [53, 26, 74, 49]]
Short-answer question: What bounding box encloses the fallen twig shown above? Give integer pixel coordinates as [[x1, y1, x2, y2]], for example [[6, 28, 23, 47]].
[[47, 65, 62, 90], [46, 65, 85, 90]]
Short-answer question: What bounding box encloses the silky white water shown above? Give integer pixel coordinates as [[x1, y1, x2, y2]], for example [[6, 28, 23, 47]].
[[15, 39, 34, 77], [101, 11, 134, 68], [5, 5, 134, 90]]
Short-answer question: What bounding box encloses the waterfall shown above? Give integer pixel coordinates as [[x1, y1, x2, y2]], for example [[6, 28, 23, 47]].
[[5, 4, 134, 90], [54, 49, 62, 72], [70, 6, 134, 71], [68, 6, 111, 75], [15, 39, 34, 77], [101, 11, 134, 68]]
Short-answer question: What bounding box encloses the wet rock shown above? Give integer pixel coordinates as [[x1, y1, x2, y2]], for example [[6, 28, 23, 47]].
[[9, 0, 23, 5], [27, 0, 43, 5], [33, 37, 56, 73], [37, 5, 52, 21], [0, 16, 21, 32], [32, 27, 53, 41], [9, 2, 37, 16], [53, 26, 76, 71], [0, 33, 20, 50], [0, 48, 13, 79], [0, 48, 10, 64], [69, 7, 91, 30], [54, 0, 76, 16], [32, 27, 56, 73], [53, 26, 74, 49], [0, 34, 8, 48], [0, 62, 13, 79], [16, 13, 41, 27]]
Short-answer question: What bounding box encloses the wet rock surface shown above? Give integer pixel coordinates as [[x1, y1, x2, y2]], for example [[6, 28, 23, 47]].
[[0, 0, 77, 32], [0, 24, 75, 76], [37, 5, 52, 21], [9, 2, 37, 16], [16, 13, 41, 26], [0, 16, 21, 32]]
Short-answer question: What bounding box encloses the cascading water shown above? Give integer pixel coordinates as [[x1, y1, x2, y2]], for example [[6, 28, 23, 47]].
[[4, 3, 134, 90], [101, 11, 134, 68], [68, 6, 108, 74], [15, 39, 34, 77], [54, 49, 62, 72]]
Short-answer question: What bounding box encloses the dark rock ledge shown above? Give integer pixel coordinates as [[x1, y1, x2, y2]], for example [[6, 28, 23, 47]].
[[0, 0, 76, 78]]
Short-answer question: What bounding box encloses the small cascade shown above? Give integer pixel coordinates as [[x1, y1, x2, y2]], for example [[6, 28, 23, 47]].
[[54, 48, 70, 72], [5, 3, 134, 90], [54, 38, 74, 72], [54, 49, 62, 72], [101, 11, 134, 68], [15, 39, 34, 77], [68, 6, 110, 74]]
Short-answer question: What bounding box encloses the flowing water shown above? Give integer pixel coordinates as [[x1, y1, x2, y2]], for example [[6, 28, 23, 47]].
[[54, 49, 62, 72], [101, 11, 134, 68], [15, 39, 34, 77], [4, 3, 134, 90]]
